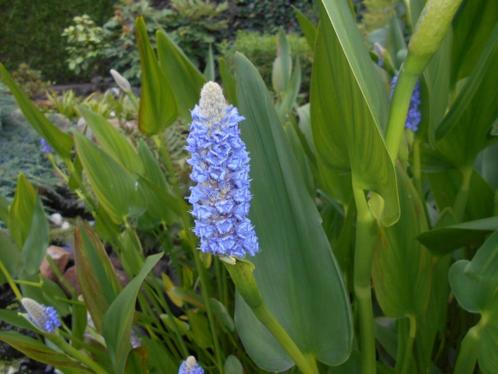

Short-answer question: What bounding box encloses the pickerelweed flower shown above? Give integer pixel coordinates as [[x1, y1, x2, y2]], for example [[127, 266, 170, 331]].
[[39, 138, 53, 154], [390, 75, 421, 132], [178, 356, 204, 374], [186, 81, 259, 258], [21, 298, 61, 333]]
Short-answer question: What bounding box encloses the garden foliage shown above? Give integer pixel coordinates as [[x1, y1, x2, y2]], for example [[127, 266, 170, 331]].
[[0, 0, 497, 373]]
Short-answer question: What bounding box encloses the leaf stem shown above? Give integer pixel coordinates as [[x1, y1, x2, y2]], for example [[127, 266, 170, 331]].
[[0, 261, 22, 300], [399, 315, 417, 374], [49, 333, 107, 374], [352, 179, 377, 374]]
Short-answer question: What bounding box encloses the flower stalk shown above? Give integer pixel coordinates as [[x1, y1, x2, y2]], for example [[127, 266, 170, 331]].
[[224, 259, 318, 374]]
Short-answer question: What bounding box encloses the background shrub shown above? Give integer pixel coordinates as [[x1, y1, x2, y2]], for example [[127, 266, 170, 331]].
[[0, 0, 113, 83], [220, 31, 313, 93]]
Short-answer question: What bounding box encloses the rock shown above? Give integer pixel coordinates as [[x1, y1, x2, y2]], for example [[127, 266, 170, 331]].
[[63, 266, 81, 294], [39, 246, 71, 281]]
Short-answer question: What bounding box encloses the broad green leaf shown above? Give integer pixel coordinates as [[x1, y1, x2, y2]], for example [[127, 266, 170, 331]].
[[0, 230, 20, 282], [436, 24, 498, 167], [418, 217, 498, 254], [136, 17, 177, 135], [311, 0, 399, 226], [449, 231, 498, 372], [233, 53, 352, 370], [80, 107, 143, 174], [372, 167, 432, 317], [75, 133, 140, 223], [272, 29, 292, 93], [21, 197, 49, 277], [452, 0, 498, 82], [156, 29, 205, 119], [8, 174, 37, 248], [186, 310, 212, 349], [224, 355, 244, 374], [204, 44, 215, 81], [218, 57, 237, 104], [0, 331, 91, 371], [0, 64, 73, 158], [74, 223, 122, 332], [294, 8, 317, 50], [103, 253, 162, 374]]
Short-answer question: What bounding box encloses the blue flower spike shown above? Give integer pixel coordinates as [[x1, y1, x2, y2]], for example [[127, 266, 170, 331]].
[[390, 75, 422, 132], [178, 356, 204, 374], [186, 81, 259, 259], [21, 297, 61, 333]]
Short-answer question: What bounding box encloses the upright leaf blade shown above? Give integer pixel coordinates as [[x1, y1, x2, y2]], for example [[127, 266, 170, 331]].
[[74, 223, 122, 332], [103, 253, 162, 374], [436, 25, 498, 167], [0, 64, 73, 158], [294, 8, 317, 49], [156, 29, 205, 119], [311, 0, 399, 225], [136, 17, 177, 135], [80, 107, 143, 174], [8, 174, 36, 248], [234, 53, 353, 370]]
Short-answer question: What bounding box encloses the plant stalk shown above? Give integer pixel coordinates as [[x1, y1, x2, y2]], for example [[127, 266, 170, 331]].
[[49, 334, 107, 374], [0, 261, 22, 300], [398, 315, 417, 374], [352, 179, 377, 374], [224, 260, 318, 374]]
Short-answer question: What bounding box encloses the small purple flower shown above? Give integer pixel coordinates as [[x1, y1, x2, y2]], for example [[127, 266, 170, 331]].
[[391, 75, 422, 132], [186, 82, 259, 258], [178, 356, 204, 374], [39, 138, 53, 154], [21, 298, 61, 333]]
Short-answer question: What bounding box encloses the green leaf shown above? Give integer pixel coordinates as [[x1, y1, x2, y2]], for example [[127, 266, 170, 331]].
[[156, 29, 205, 119], [74, 223, 122, 332], [218, 57, 237, 104], [136, 17, 177, 135], [372, 167, 432, 317], [0, 309, 36, 331], [102, 253, 162, 374], [449, 231, 498, 372], [80, 107, 143, 174], [311, 0, 399, 226], [0, 230, 20, 282], [272, 29, 292, 93], [75, 133, 140, 223], [186, 310, 212, 349], [20, 197, 49, 277], [0, 64, 73, 158], [143, 338, 177, 373], [224, 355, 244, 374], [294, 8, 317, 50], [436, 24, 498, 167], [204, 44, 215, 81], [8, 174, 37, 248], [0, 331, 90, 371], [233, 53, 353, 370], [210, 298, 235, 332], [276, 58, 302, 122], [452, 0, 498, 81], [418, 217, 498, 255]]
